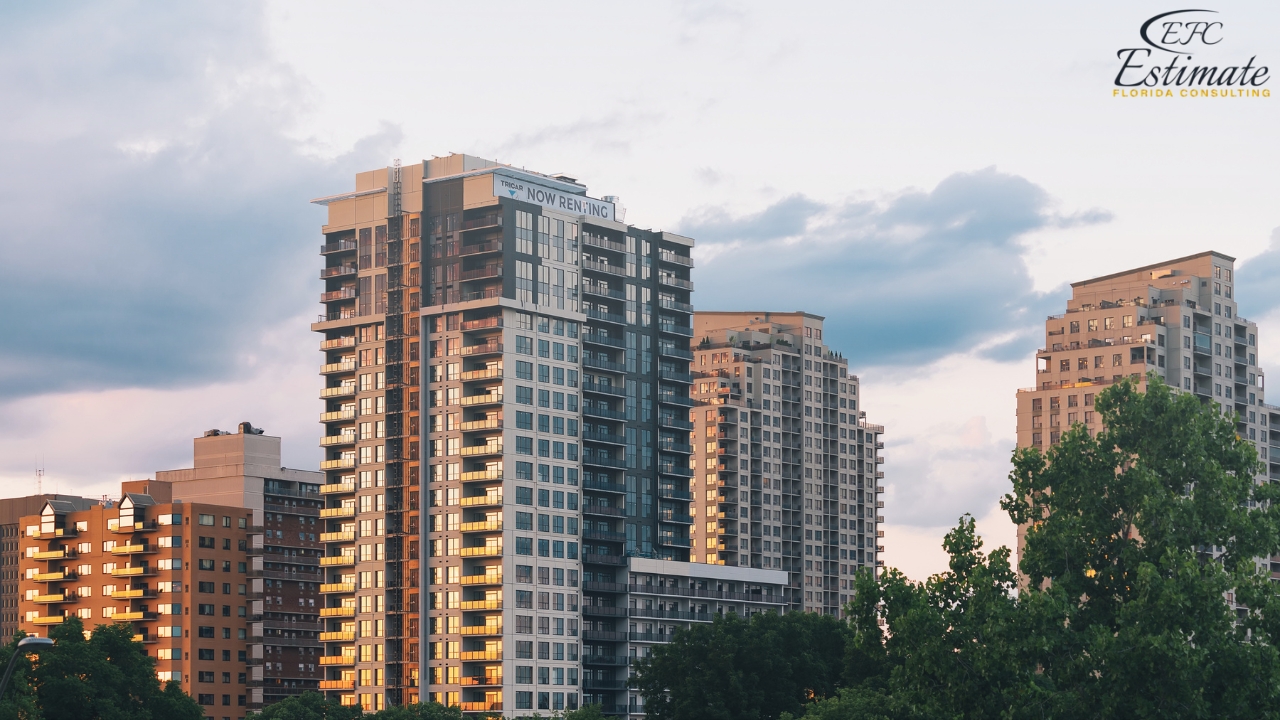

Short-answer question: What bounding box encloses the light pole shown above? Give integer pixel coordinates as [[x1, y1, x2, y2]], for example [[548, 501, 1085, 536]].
[[0, 636, 54, 700]]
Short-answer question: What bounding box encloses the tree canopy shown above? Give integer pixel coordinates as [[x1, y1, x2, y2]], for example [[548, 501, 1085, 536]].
[[645, 376, 1280, 720]]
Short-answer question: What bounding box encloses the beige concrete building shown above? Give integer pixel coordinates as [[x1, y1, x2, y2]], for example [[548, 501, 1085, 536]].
[[1016, 251, 1270, 564], [691, 312, 885, 616]]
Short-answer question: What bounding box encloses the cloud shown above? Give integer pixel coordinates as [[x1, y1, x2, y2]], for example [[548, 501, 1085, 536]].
[[0, 2, 393, 400], [1237, 227, 1280, 319], [682, 168, 1109, 367]]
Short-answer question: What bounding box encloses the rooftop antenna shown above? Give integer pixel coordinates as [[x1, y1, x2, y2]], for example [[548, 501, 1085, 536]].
[[36, 460, 44, 496]]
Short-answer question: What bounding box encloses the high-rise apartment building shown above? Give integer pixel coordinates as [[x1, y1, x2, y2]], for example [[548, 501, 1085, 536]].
[[14, 423, 323, 716], [2, 494, 95, 639], [1016, 251, 1271, 565], [311, 155, 696, 715], [690, 312, 885, 615]]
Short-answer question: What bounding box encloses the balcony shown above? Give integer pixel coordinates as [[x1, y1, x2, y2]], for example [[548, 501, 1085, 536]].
[[320, 434, 356, 448], [29, 527, 77, 539], [320, 556, 356, 567], [658, 393, 694, 407], [111, 566, 155, 577], [320, 458, 356, 470], [459, 520, 503, 533], [320, 507, 356, 519], [320, 410, 356, 422], [321, 288, 356, 303], [320, 239, 357, 255], [658, 344, 694, 361], [583, 405, 627, 421], [583, 504, 626, 518], [659, 297, 694, 314], [460, 573, 503, 586], [659, 369, 694, 384], [114, 611, 156, 621], [460, 265, 502, 281], [459, 443, 503, 458], [582, 331, 626, 349], [659, 510, 694, 525], [658, 486, 694, 501], [582, 382, 627, 398], [659, 414, 694, 431], [460, 393, 503, 408], [320, 483, 356, 495], [658, 275, 694, 291], [320, 336, 356, 350], [583, 259, 625, 276], [111, 544, 156, 555], [659, 323, 694, 338], [458, 599, 503, 611], [658, 463, 694, 478], [320, 361, 356, 375], [30, 615, 65, 626], [584, 529, 627, 543], [460, 343, 503, 357], [585, 308, 627, 326], [583, 478, 627, 494], [459, 418, 502, 432], [319, 679, 355, 690], [319, 583, 355, 598], [32, 593, 71, 604], [460, 367, 503, 382], [319, 631, 356, 642], [582, 430, 627, 446], [583, 654, 631, 667], [461, 469, 504, 483], [658, 250, 694, 268], [583, 284, 625, 302], [458, 701, 503, 712], [131, 634, 157, 644], [459, 546, 503, 558], [584, 453, 627, 469], [458, 675, 503, 687], [33, 570, 75, 582], [582, 552, 626, 566], [459, 624, 503, 636], [320, 607, 357, 618], [319, 654, 356, 665], [459, 240, 502, 257], [320, 385, 356, 399], [319, 531, 355, 543], [320, 264, 357, 279], [583, 233, 626, 253], [658, 534, 693, 548], [458, 650, 503, 661], [460, 494, 503, 508], [33, 548, 75, 560], [110, 588, 156, 599]]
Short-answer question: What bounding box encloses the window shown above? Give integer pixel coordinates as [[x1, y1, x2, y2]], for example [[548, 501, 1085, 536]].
[[198, 626, 215, 638], [516, 336, 534, 354], [517, 411, 533, 430], [516, 437, 534, 455], [516, 537, 533, 555], [199, 559, 215, 570], [199, 581, 215, 593], [198, 648, 215, 660], [516, 361, 533, 380], [199, 604, 215, 615], [516, 386, 533, 404], [198, 514, 214, 526]]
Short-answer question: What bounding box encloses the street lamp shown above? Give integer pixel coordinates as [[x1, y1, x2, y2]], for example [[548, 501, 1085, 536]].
[[0, 636, 54, 700]]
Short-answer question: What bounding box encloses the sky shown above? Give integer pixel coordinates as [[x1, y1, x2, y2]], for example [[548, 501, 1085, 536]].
[[2, 1, 1279, 581]]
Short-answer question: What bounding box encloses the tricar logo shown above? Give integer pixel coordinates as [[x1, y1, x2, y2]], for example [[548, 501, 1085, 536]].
[[1114, 9, 1270, 97]]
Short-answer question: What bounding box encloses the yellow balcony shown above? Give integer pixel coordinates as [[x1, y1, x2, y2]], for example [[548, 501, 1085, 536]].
[[33, 570, 74, 582], [320, 507, 356, 519], [459, 367, 503, 381], [131, 634, 157, 644], [459, 701, 503, 712], [31, 615, 66, 626], [320, 361, 356, 375], [32, 593, 71, 604], [459, 574, 502, 587], [31, 528, 78, 539], [111, 588, 155, 599], [459, 394, 503, 408], [319, 679, 355, 690], [111, 544, 155, 555], [320, 483, 356, 495], [111, 566, 155, 577], [319, 655, 356, 666], [320, 458, 356, 470], [320, 410, 356, 422], [459, 546, 502, 558], [320, 606, 356, 617], [458, 676, 503, 687], [319, 582, 355, 594], [460, 495, 503, 508], [114, 611, 156, 621], [460, 469, 503, 483], [320, 385, 356, 399], [459, 599, 502, 611], [320, 556, 356, 567], [458, 650, 503, 661], [460, 444, 503, 457], [459, 520, 503, 533], [319, 531, 355, 543], [34, 548, 76, 561], [459, 625, 503, 636], [320, 435, 356, 447], [319, 631, 356, 642], [458, 418, 502, 432]]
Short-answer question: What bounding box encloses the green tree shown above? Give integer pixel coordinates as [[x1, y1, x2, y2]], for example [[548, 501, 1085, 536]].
[[244, 690, 363, 720], [1003, 375, 1280, 718], [367, 700, 464, 720], [20, 616, 203, 720], [0, 633, 41, 720], [632, 609, 848, 720]]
